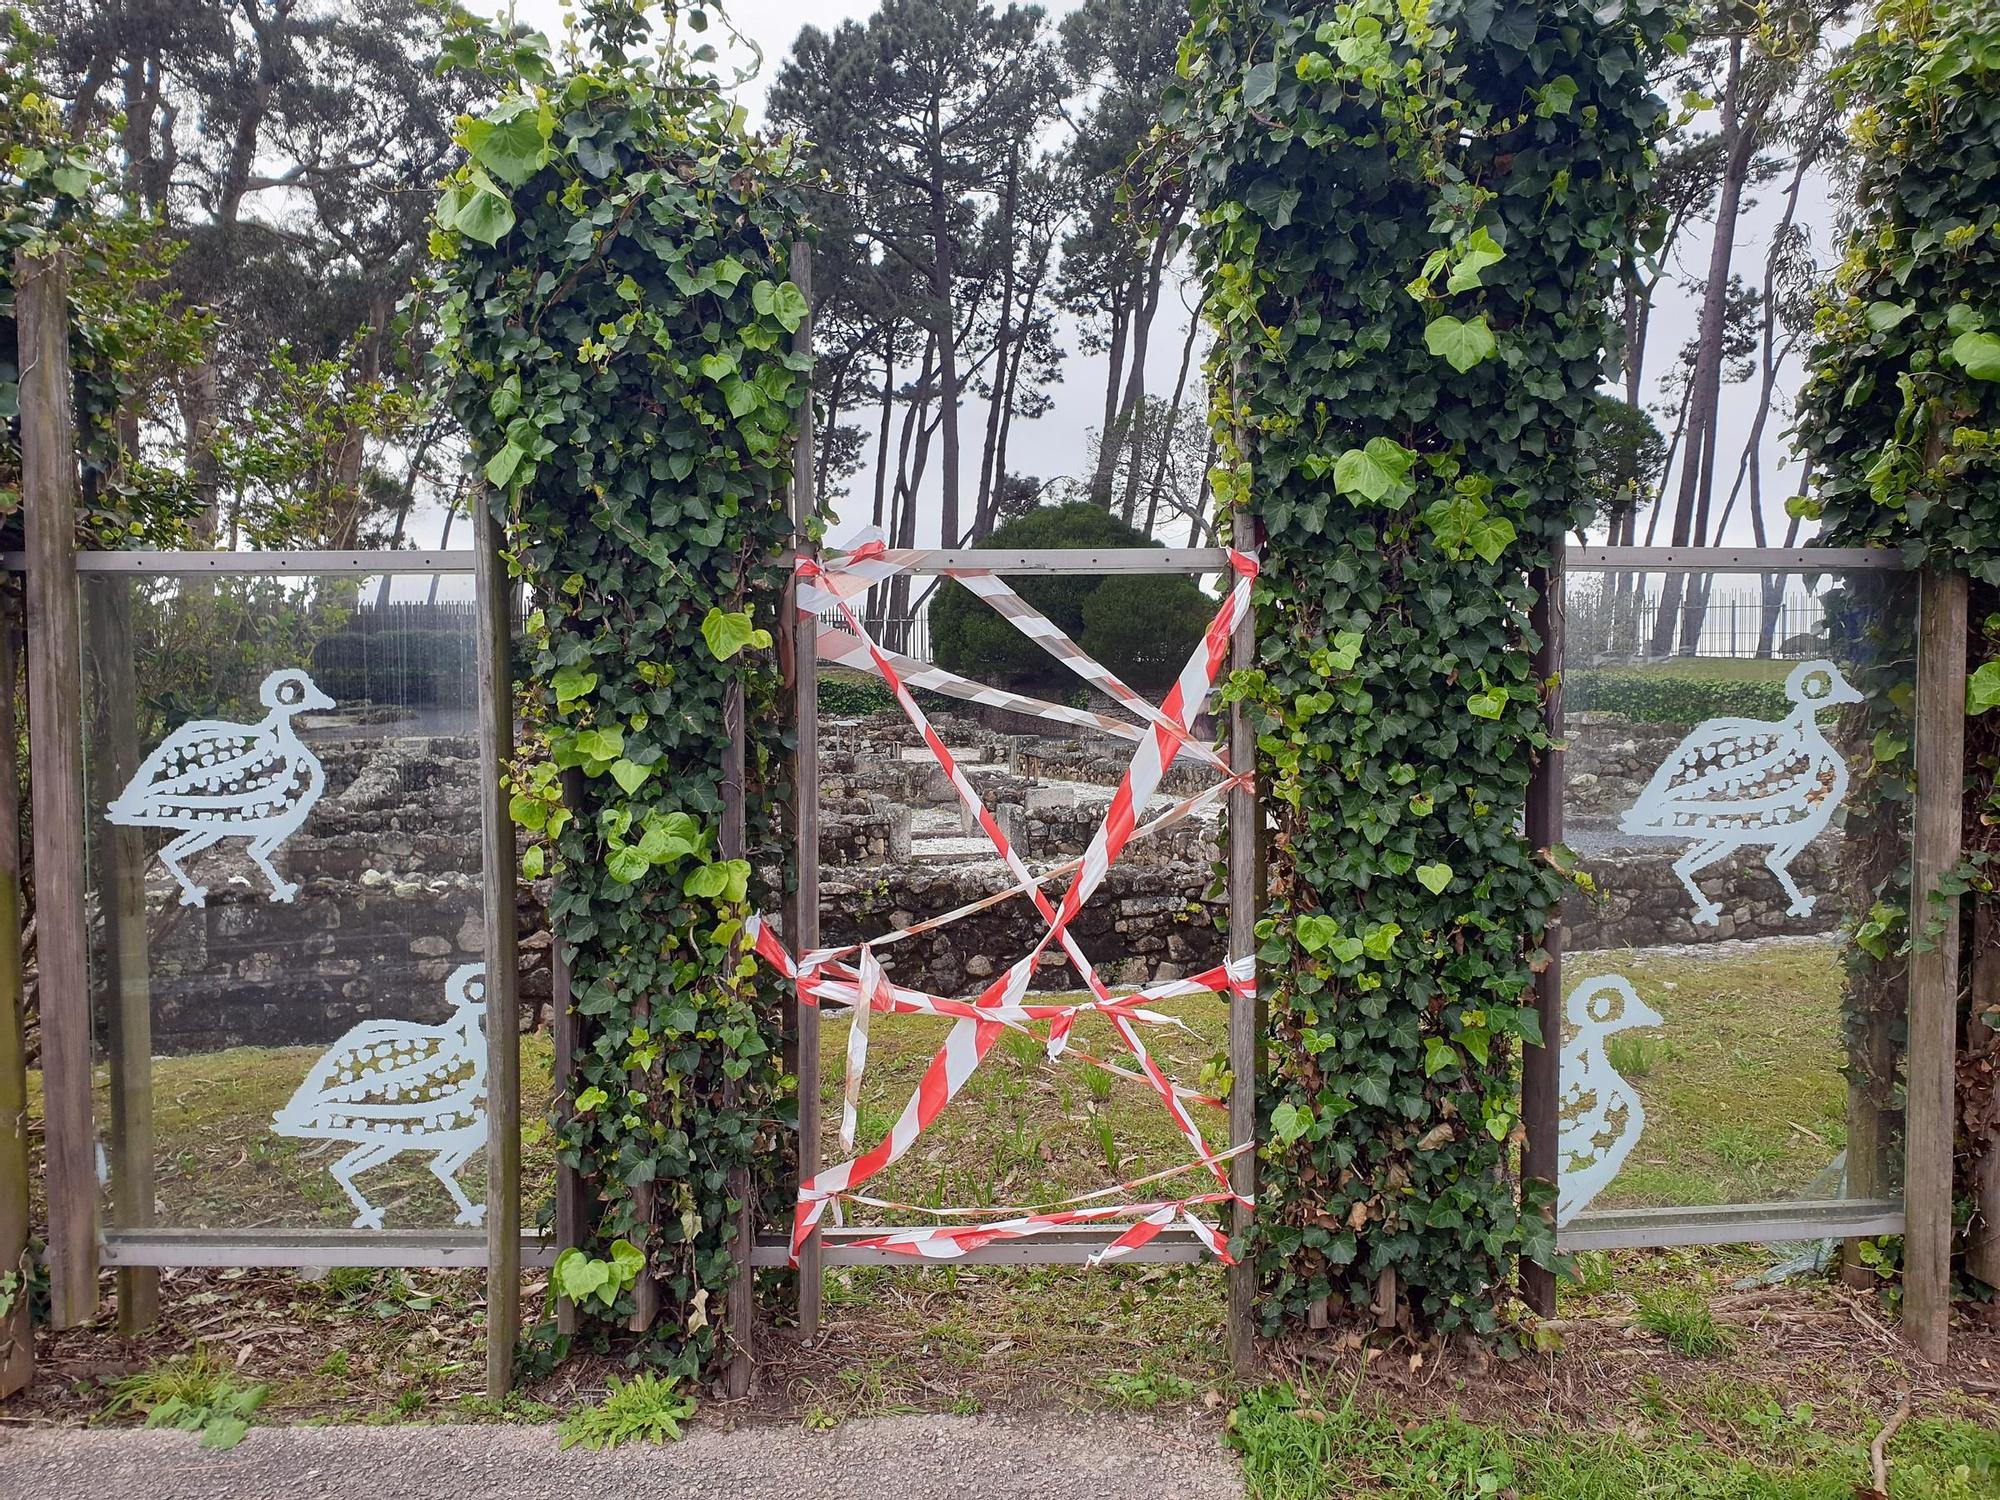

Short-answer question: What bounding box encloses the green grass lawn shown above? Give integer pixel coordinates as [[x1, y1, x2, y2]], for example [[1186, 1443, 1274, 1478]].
[[1570, 940, 1852, 1210], [38, 936, 1849, 1230], [1230, 1378, 2000, 1499]]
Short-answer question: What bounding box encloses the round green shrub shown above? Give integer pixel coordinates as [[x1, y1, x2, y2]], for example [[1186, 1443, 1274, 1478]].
[[929, 503, 1209, 694]]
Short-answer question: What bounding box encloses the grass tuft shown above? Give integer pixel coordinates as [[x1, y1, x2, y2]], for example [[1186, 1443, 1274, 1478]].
[[100, 1351, 267, 1450], [1633, 1287, 1732, 1357], [557, 1372, 695, 1451]]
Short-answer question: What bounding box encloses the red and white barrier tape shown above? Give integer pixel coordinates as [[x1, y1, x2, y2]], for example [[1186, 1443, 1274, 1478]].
[[751, 537, 1260, 1263]]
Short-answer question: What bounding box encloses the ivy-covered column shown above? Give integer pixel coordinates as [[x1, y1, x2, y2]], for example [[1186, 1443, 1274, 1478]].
[[1181, 0, 1673, 1335], [1795, 0, 2000, 1301], [433, 5, 811, 1373]]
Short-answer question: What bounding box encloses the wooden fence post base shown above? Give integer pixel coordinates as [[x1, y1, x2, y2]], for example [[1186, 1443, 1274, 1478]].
[[1905, 567, 1966, 1365]]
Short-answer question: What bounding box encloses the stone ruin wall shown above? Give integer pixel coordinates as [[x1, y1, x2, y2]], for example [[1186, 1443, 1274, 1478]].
[[117, 706, 1850, 1055]]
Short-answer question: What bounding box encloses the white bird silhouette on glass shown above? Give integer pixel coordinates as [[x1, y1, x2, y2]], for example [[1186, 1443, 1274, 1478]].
[[1618, 658, 1860, 925], [1557, 974, 1662, 1226], [272, 963, 489, 1229], [106, 667, 335, 907]]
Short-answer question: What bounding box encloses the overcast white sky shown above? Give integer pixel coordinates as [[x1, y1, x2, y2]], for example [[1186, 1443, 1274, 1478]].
[[468, 0, 1833, 556]]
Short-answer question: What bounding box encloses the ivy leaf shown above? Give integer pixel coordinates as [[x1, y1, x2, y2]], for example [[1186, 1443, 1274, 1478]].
[[551, 664, 596, 705], [1467, 687, 1507, 720], [1950, 330, 2000, 382], [698, 351, 737, 381], [50, 162, 90, 199], [1360, 922, 1400, 960], [606, 846, 649, 885], [1332, 436, 1418, 507], [752, 279, 810, 333], [684, 860, 736, 899], [1271, 1100, 1310, 1144], [1423, 1037, 1460, 1076], [1534, 75, 1578, 117], [1865, 300, 1915, 333], [554, 1247, 614, 1308], [509, 792, 548, 831], [1969, 661, 2000, 715], [485, 442, 526, 488], [609, 1237, 646, 1282], [701, 606, 771, 660], [1415, 861, 1453, 895], [574, 1086, 609, 1114], [444, 169, 516, 246], [1327, 630, 1364, 671], [1424, 313, 1497, 372], [522, 844, 546, 879], [573, 727, 624, 765], [1296, 914, 1339, 953], [1244, 60, 1279, 106], [609, 758, 650, 795], [1328, 936, 1365, 963], [467, 95, 552, 187], [1444, 227, 1505, 293]]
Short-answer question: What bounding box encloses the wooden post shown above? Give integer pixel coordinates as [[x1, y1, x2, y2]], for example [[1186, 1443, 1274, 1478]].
[[785, 239, 823, 1340], [86, 577, 157, 1333], [1905, 566, 1966, 1365], [1969, 903, 2000, 1288], [1226, 583, 1263, 1377], [17, 250, 97, 1327], [474, 489, 522, 1399], [550, 904, 585, 1339], [721, 683, 754, 1398], [1520, 561, 1564, 1317], [0, 590, 34, 1396]]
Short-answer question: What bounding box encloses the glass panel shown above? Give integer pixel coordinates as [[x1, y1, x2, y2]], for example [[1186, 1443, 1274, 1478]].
[[81, 568, 496, 1234], [805, 567, 1238, 1231], [1558, 566, 1915, 1226]]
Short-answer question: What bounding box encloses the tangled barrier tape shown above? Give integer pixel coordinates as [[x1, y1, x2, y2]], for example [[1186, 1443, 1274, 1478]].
[[746, 536, 1260, 1263]]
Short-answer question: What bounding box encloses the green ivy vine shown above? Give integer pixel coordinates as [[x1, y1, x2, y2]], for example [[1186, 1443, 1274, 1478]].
[[1795, 0, 2000, 1272], [1179, 0, 1674, 1335], [429, 1, 813, 1372]]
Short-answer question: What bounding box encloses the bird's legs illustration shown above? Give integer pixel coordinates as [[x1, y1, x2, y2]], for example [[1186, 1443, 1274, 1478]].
[[156, 827, 226, 906], [1670, 838, 1733, 925], [244, 833, 299, 902], [1763, 834, 1817, 916], [427, 1139, 485, 1226], [328, 1140, 401, 1228]]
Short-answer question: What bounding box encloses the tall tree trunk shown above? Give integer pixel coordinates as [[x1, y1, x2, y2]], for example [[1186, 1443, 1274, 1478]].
[[974, 152, 1020, 535], [1652, 38, 1767, 658], [926, 119, 962, 551], [1101, 230, 1174, 521], [1142, 289, 1205, 540], [869, 333, 897, 537], [1094, 291, 1133, 504]]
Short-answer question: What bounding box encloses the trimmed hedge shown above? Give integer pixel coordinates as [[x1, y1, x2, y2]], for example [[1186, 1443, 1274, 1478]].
[[1564, 670, 1788, 726]]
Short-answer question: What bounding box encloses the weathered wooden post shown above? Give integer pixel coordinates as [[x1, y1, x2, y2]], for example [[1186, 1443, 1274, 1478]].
[[1520, 560, 1565, 1318], [784, 238, 823, 1341], [0, 593, 34, 1395], [474, 490, 523, 1399], [1226, 581, 1263, 1376], [17, 249, 97, 1327], [722, 682, 753, 1399], [86, 574, 157, 1333], [1904, 566, 1967, 1364]]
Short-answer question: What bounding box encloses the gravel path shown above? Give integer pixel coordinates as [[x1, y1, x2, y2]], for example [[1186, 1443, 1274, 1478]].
[[0, 1413, 1245, 1500]]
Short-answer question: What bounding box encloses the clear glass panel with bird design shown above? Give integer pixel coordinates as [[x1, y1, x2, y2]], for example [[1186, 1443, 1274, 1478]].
[[76, 568, 547, 1235], [1558, 565, 1914, 1236]]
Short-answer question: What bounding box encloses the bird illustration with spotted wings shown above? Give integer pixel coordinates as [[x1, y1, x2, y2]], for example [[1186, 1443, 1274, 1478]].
[[105, 667, 334, 906], [272, 964, 489, 1229], [1618, 658, 1860, 925]]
